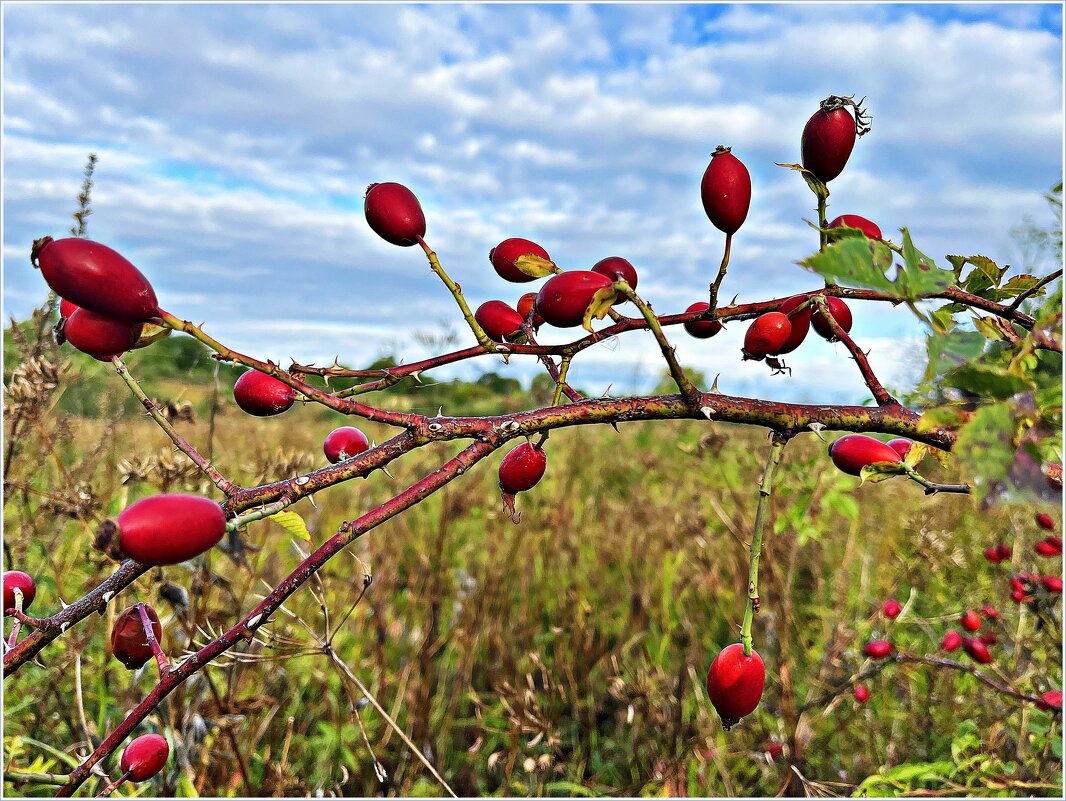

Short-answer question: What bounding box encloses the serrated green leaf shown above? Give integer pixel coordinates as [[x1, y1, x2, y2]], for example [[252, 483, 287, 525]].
[[801, 238, 896, 293], [996, 273, 1043, 298], [904, 442, 929, 469], [269, 510, 311, 542], [896, 229, 956, 297]]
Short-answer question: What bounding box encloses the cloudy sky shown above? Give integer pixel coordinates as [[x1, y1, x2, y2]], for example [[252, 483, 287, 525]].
[[3, 2, 1062, 404]]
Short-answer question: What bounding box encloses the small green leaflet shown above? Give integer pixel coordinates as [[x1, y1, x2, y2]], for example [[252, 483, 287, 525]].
[[269, 510, 311, 542]]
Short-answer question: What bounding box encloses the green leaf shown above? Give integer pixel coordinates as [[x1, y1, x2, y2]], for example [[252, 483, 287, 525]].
[[996, 273, 1044, 298], [801, 238, 896, 292], [943, 363, 1034, 399], [859, 460, 907, 484], [512, 251, 558, 279], [269, 510, 311, 542], [953, 403, 1015, 496], [896, 229, 957, 297]]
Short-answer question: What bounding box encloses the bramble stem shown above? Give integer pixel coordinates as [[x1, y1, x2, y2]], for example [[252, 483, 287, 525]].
[[112, 357, 237, 495], [416, 236, 494, 350], [740, 434, 788, 655], [619, 284, 699, 404], [810, 295, 899, 407], [708, 233, 733, 313], [136, 602, 170, 676]]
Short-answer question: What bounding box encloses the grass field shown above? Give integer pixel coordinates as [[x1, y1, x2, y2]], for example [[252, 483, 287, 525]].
[[3, 314, 1062, 798]]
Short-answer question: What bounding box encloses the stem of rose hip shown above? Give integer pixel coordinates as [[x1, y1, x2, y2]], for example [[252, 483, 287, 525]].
[[810, 296, 899, 407], [817, 193, 829, 252], [740, 434, 788, 655], [708, 233, 732, 313], [415, 236, 495, 351], [619, 285, 699, 404], [112, 357, 237, 495], [95, 771, 130, 798], [551, 356, 573, 407], [902, 466, 971, 495]]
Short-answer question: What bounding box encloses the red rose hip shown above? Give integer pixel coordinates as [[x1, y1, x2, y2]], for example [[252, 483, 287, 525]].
[[742, 312, 791, 359], [115, 494, 227, 566], [233, 370, 296, 416], [498, 442, 547, 494], [3, 571, 36, 615], [535, 271, 615, 329], [1036, 513, 1055, 530], [110, 604, 163, 670], [701, 146, 751, 235], [705, 643, 765, 729], [323, 426, 370, 463], [474, 300, 526, 343], [364, 182, 426, 246], [516, 292, 545, 328], [887, 438, 914, 460], [852, 685, 870, 703], [683, 302, 723, 339], [812, 297, 853, 339], [942, 630, 963, 652], [882, 598, 902, 619], [775, 295, 812, 354], [828, 214, 882, 241], [120, 733, 170, 782], [63, 308, 142, 361], [489, 237, 554, 283], [801, 96, 867, 184], [828, 434, 902, 476], [591, 256, 638, 302], [960, 610, 981, 632], [32, 237, 159, 321], [863, 639, 892, 659], [962, 637, 992, 664]]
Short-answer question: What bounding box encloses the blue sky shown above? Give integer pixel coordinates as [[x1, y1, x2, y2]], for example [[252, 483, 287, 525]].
[[3, 3, 1062, 404]]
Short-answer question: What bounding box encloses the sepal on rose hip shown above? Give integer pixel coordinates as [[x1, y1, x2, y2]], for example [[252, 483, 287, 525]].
[[489, 237, 557, 282]]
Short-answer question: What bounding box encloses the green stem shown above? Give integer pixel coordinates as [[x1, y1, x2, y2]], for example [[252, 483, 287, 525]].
[[817, 193, 828, 253], [708, 233, 733, 312], [740, 434, 788, 655], [417, 237, 494, 350], [551, 356, 573, 407], [903, 466, 971, 495], [4, 769, 71, 786]]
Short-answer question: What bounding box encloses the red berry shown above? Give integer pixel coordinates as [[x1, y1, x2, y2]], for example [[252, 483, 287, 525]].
[[233, 370, 296, 416], [700, 146, 752, 235], [962, 637, 992, 664], [882, 598, 902, 619], [1038, 690, 1063, 711], [489, 237, 553, 283], [1042, 576, 1063, 593], [942, 630, 963, 652], [863, 639, 893, 659], [534, 271, 614, 329], [1035, 540, 1061, 557], [31, 237, 159, 321], [827, 214, 883, 241], [801, 97, 862, 183], [120, 733, 169, 782], [1036, 513, 1055, 530], [811, 297, 853, 339], [498, 442, 547, 495], [1049, 536, 1063, 549], [960, 610, 981, 632], [984, 546, 1002, 563], [683, 302, 723, 339], [828, 434, 902, 477], [852, 685, 871, 703], [979, 632, 998, 645], [323, 427, 370, 463], [1012, 588, 1027, 603], [980, 605, 1000, 620], [474, 300, 526, 343], [775, 296, 812, 354], [63, 308, 142, 361], [517, 292, 545, 328], [364, 182, 426, 246], [742, 312, 792, 359], [3, 571, 36, 615], [591, 256, 639, 302], [110, 605, 163, 670], [996, 542, 1013, 561], [887, 439, 913, 460], [116, 494, 227, 566], [705, 643, 766, 728], [765, 742, 783, 760], [59, 298, 79, 318]]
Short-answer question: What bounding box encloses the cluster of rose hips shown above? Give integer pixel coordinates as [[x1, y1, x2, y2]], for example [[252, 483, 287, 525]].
[[847, 510, 1062, 712]]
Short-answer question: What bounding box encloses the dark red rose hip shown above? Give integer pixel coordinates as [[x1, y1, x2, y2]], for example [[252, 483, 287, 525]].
[[489, 237, 555, 283], [475, 300, 526, 342], [63, 308, 142, 361], [233, 370, 296, 416], [499, 442, 547, 494], [364, 182, 426, 246], [591, 256, 639, 302], [812, 297, 853, 339], [110, 604, 163, 670], [775, 295, 812, 354], [535, 271, 615, 329], [801, 95, 870, 183], [323, 427, 370, 463], [32, 237, 159, 321], [683, 302, 723, 339], [701, 146, 752, 235]]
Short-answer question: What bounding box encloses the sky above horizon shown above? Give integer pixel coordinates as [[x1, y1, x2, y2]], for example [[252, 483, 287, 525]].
[[3, 2, 1062, 405]]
